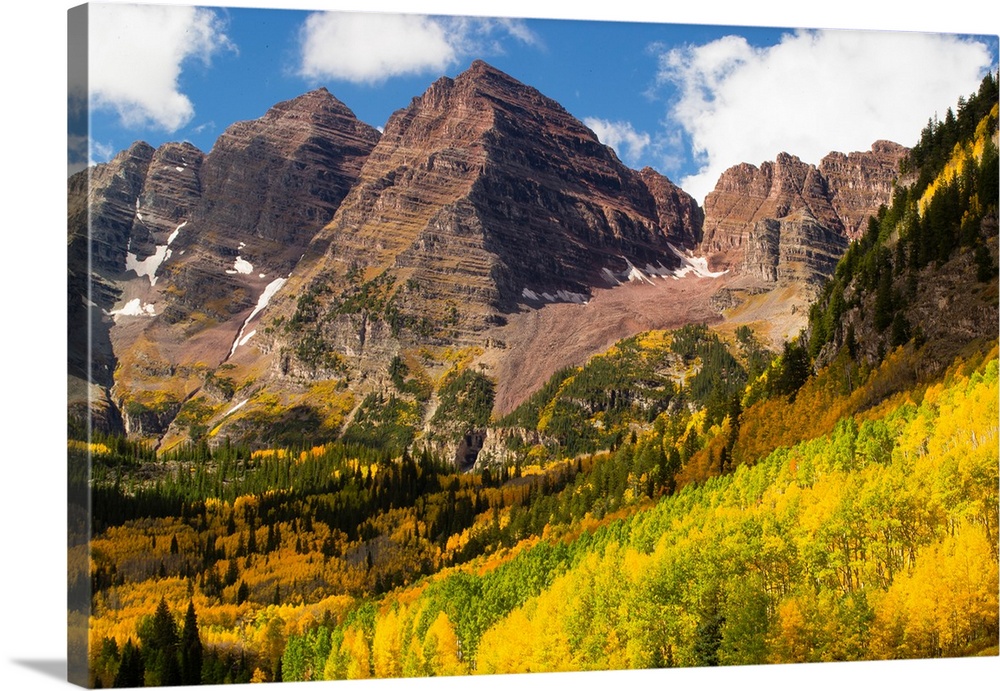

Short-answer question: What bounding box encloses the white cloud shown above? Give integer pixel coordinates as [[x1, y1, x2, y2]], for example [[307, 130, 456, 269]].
[[192, 121, 217, 135], [90, 140, 116, 165], [298, 12, 538, 84], [656, 29, 995, 202], [495, 18, 542, 48], [584, 118, 651, 166], [89, 4, 234, 132]]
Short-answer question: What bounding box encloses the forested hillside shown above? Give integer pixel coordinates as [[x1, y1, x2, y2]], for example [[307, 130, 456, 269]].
[[808, 71, 998, 369], [283, 354, 998, 677]]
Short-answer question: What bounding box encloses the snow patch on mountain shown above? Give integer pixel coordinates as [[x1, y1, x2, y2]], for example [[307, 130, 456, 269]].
[[601, 267, 622, 286], [125, 245, 170, 286], [224, 399, 248, 417], [237, 329, 257, 347], [125, 220, 187, 286], [667, 244, 728, 279], [625, 259, 655, 285], [167, 221, 187, 246], [226, 256, 254, 275], [521, 287, 589, 305], [228, 277, 287, 358], [111, 297, 156, 319]]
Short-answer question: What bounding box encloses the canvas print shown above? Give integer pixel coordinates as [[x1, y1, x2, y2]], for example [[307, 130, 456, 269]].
[[67, 2, 999, 687]]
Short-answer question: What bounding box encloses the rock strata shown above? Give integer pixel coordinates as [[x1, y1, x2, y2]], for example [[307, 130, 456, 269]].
[[819, 140, 908, 240], [68, 90, 381, 436], [638, 167, 704, 250], [290, 60, 701, 343], [192, 88, 381, 265], [701, 143, 906, 285]]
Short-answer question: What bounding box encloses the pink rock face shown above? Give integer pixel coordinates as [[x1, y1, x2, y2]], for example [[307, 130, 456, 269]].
[[638, 167, 704, 250], [301, 60, 702, 333], [700, 142, 907, 283], [820, 140, 908, 240], [195, 88, 381, 258], [68, 88, 384, 437]]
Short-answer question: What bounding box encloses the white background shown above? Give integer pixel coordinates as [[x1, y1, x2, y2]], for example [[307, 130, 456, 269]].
[[1, 1, 997, 690]]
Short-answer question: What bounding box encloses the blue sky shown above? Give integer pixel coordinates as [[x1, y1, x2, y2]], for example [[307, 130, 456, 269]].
[[73, 1, 998, 202]]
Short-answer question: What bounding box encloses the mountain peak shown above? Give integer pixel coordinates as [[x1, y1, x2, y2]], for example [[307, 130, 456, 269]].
[[267, 86, 361, 122], [462, 59, 508, 80], [701, 142, 907, 290], [453, 60, 542, 103], [294, 51, 702, 352], [197, 82, 379, 247], [466, 58, 497, 73]]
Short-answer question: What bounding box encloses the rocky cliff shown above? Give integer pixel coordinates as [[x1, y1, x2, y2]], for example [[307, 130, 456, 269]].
[[275, 61, 701, 352], [701, 143, 906, 286], [639, 167, 704, 249], [68, 90, 381, 438], [186, 88, 380, 268], [819, 140, 908, 239], [69, 141, 204, 277], [157, 89, 382, 322]]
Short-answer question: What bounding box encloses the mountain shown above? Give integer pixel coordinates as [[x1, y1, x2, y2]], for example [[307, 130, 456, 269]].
[[701, 142, 907, 284], [211, 60, 711, 450], [696, 142, 906, 346], [68, 89, 381, 438], [282, 60, 702, 337], [72, 67, 999, 688], [69, 60, 911, 456]]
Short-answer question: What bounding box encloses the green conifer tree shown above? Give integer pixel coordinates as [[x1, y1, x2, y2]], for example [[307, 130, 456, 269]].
[[112, 639, 144, 688], [180, 601, 203, 685]]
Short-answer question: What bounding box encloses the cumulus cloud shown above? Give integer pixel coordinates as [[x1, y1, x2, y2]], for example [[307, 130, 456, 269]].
[[89, 4, 234, 131], [584, 118, 652, 166], [656, 29, 995, 202], [298, 12, 538, 84]]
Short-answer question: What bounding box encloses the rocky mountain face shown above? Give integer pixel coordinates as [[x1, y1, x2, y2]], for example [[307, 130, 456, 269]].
[[283, 61, 700, 338], [182, 89, 380, 270], [69, 60, 907, 455], [157, 88, 382, 324], [247, 60, 707, 434], [71, 141, 197, 275], [68, 90, 381, 438], [819, 140, 908, 239], [639, 167, 704, 249], [68, 140, 205, 432], [700, 142, 906, 287]]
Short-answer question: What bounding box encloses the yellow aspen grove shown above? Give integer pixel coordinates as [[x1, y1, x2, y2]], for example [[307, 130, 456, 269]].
[[871, 525, 999, 658], [337, 626, 372, 680], [475, 610, 536, 675], [372, 607, 404, 677], [422, 612, 465, 676]]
